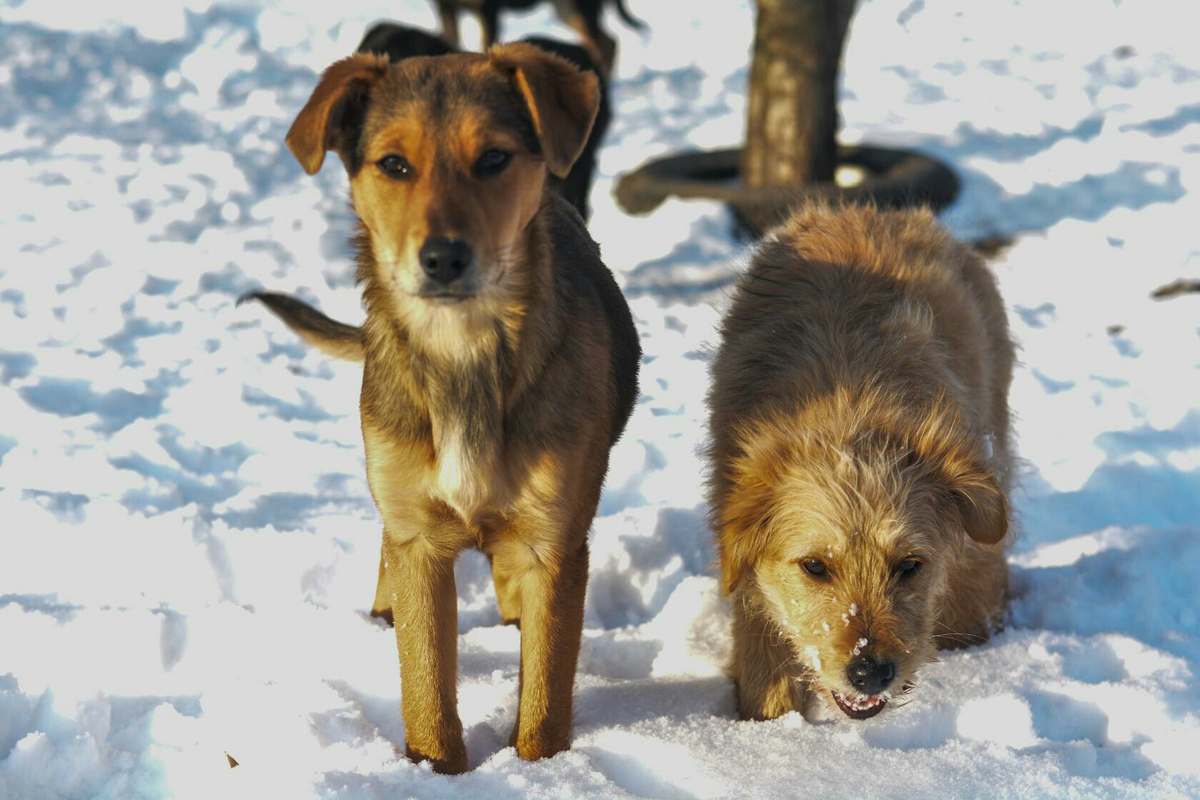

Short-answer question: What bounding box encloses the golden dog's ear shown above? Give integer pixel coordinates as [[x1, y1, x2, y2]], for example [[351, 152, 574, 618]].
[[286, 54, 390, 175], [489, 43, 600, 178], [910, 407, 1009, 546], [719, 544, 748, 596], [713, 436, 786, 594], [920, 443, 1008, 545], [950, 470, 1008, 545], [718, 525, 774, 595]]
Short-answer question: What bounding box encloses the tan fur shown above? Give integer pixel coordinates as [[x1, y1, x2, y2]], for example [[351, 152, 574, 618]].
[[259, 47, 638, 773], [707, 202, 1014, 722]]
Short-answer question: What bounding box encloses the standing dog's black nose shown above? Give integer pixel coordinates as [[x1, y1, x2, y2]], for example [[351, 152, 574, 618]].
[[846, 657, 896, 695], [419, 237, 473, 285]]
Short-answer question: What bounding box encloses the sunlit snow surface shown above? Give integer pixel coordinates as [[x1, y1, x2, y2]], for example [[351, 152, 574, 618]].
[[2, 0, 1199, 797]]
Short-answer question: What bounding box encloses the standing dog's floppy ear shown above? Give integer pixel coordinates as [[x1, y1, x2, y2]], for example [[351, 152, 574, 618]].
[[286, 54, 390, 175], [489, 43, 600, 179]]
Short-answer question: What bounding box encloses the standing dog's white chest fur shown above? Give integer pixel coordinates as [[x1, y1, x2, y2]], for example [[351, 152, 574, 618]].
[[424, 357, 506, 520], [430, 419, 499, 518]]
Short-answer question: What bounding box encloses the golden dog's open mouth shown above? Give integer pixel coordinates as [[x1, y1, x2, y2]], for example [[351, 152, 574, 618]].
[[831, 689, 888, 719]]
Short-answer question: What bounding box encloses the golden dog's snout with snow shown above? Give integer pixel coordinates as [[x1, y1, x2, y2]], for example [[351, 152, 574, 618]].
[[706, 202, 1015, 722]]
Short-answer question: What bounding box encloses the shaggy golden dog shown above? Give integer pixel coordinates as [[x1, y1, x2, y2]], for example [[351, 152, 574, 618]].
[[707, 203, 1014, 722], [243, 45, 640, 772]]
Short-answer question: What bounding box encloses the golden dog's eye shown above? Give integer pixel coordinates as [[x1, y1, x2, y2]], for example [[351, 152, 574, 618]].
[[475, 149, 512, 176], [377, 155, 412, 179], [801, 558, 828, 577], [897, 559, 921, 578]]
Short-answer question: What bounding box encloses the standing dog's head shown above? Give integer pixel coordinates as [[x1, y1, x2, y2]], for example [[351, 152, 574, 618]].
[[715, 398, 1007, 719], [285, 46, 599, 343]]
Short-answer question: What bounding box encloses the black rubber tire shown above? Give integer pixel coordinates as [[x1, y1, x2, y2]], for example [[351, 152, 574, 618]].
[[614, 145, 960, 236]]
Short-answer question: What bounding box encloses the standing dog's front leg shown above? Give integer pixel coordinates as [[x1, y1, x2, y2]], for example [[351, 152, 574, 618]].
[[508, 538, 588, 761], [365, 425, 472, 772], [383, 524, 468, 774]]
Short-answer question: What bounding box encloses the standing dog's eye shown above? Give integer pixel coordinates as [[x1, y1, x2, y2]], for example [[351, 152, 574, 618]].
[[801, 558, 828, 577], [475, 149, 512, 176], [378, 155, 412, 179], [897, 559, 922, 578]]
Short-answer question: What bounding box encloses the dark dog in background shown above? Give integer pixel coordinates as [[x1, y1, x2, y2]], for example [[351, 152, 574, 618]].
[[357, 21, 456, 59], [429, 0, 644, 73], [358, 23, 610, 220]]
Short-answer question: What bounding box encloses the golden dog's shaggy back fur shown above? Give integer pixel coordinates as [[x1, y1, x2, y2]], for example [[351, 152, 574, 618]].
[[707, 202, 1015, 721], [710, 203, 1014, 577]]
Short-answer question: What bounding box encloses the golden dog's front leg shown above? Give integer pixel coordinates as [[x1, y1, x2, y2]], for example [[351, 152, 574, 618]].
[[731, 596, 808, 721], [384, 530, 468, 774], [509, 541, 588, 761]]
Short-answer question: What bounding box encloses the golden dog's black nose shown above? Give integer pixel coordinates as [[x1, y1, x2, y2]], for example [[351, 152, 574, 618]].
[[420, 237, 473, 285], [846, 657, 895, 695]]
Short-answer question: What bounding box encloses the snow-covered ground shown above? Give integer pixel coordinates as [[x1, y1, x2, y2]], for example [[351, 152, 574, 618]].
[[2, 0, 1199, 796]]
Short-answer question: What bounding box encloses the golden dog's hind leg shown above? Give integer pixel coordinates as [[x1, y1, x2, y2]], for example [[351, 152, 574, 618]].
[[508, 541, 588, 761], [384, 531, 468, 774]]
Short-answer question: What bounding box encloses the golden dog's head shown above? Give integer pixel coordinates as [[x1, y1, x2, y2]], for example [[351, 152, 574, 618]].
[[284, 45, 598, 350], [716, 399, 1007, 719]]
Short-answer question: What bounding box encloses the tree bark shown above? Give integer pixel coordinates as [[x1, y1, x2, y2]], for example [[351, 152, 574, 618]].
[[742, 0, 857, 189]]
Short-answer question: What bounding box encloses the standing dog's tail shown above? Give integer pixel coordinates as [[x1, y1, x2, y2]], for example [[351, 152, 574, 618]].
[[238, 291, 364, 362]]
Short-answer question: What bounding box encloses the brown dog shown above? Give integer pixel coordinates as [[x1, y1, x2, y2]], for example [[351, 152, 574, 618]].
[[707, 203, 1013, 722], [243, 45, 640, 773]]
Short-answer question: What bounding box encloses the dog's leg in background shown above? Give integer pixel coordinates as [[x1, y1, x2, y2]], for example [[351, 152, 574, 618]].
[[730, 599, 809, 720], [479, 0, 501, 49], [436, 1, 461, 48], [556, 0, 616, 73]]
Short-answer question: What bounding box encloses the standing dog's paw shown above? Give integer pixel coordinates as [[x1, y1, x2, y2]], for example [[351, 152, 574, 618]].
[[405, 742, 468, 775], [511, 723, 570, 762]]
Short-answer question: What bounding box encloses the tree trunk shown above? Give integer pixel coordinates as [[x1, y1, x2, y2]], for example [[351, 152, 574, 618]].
[[742, 0, 856, 189]]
